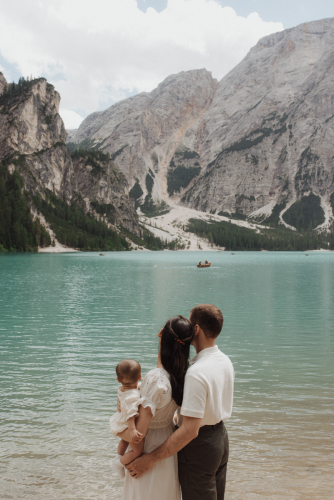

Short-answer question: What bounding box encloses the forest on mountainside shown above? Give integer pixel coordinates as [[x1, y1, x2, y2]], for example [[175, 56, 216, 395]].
[[0, 76, 43, 111], [282, 194, 325, 231], [33, 191, 130, 251], [0, 160, 175, 253], [0, 165, 131, 252], [0, 166, 50, 252], [186, 218, 334, 251], [121, 226, 185, 251]]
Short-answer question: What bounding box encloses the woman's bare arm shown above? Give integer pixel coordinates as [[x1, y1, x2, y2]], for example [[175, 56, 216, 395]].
[[126, 416, 202, 478], [118, 405, 153, 443]]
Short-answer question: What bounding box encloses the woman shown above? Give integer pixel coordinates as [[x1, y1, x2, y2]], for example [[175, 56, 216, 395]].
[[118, 315, 194, 500]]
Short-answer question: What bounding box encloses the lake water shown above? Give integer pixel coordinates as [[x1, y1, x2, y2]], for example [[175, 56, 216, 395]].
[[0, 251, 333, 500]]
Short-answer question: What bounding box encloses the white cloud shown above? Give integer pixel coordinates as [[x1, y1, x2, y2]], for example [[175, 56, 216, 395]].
[[0, 0, 283, 121], [59, 109, 84, 129]]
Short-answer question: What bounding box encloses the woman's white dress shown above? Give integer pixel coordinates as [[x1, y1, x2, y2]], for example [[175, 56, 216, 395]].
[[122, 367, 181, 500]]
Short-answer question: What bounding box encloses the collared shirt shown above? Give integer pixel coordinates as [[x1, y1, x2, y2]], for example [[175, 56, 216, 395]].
[[178, 345, 234, 427]]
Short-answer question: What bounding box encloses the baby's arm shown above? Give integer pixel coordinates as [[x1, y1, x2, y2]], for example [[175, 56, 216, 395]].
[[127, 416, 143, 443], [119, 416, 144, 465]]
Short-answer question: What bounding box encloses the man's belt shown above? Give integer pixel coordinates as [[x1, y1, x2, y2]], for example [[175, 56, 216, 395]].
[[199, 421, 223, 432]]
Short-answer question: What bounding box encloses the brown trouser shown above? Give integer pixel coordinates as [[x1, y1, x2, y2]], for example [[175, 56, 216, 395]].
[[178, 421, 229, 500]]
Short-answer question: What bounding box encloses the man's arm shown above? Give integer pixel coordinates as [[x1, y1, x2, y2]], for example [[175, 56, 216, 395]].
[[126, 416, 202, 478]]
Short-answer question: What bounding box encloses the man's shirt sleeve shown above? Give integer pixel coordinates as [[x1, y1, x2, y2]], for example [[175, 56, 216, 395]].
[[180, 371, 207, 418]]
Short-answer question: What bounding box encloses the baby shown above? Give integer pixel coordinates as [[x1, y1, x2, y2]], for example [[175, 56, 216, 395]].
[[110, 359, 144, 479]]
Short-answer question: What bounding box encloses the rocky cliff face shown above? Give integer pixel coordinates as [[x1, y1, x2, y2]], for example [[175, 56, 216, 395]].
[[0, 76, 76, 198], [69, 18, 334, 228], [0, 72, 7, 95], [71, 152, 139, 234], [183, 18, 334, 221], [69, 69, 218, 201], [0, 74, 139, 235]]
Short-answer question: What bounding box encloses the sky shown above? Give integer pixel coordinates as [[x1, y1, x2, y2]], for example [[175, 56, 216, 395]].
[[0, 0, 333, 129]]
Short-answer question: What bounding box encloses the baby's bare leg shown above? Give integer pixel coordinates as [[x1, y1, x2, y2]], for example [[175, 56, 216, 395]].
[[117, 439, 129, 456], [120, 440, 144, 465]]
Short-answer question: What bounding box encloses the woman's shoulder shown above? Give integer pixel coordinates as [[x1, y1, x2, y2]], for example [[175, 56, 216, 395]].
[[140, 368, 172, 410], [141, 368, 171, 394], [145, 367, 166, 377], [143, 367, 170, 383]]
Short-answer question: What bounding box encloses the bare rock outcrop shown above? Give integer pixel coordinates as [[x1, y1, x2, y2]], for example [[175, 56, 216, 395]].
[[69, 69, 218, 201], [0, 72, 7, 95], [0, 77, 75, 197], [184, 18, 334, 217], [72, 152, 139, 234]]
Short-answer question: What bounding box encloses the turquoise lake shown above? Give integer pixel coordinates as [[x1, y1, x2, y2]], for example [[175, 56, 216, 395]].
[[0, 251, 333, 500]]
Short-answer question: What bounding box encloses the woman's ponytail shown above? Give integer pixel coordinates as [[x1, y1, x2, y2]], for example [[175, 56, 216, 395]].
[[160, 316, 194, 406]]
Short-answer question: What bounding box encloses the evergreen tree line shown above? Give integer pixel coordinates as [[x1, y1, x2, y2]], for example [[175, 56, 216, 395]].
[[70, 148, 111, 163], [186, 218, 334, 251], [33, 191, 129, 251], [167, 165, 201, 195], [0, 166, 50, 252], [282, 193, 325, 231], [69, 148, 113, 176], [0, 76, 38, 108], [121, 226, 185, 251]]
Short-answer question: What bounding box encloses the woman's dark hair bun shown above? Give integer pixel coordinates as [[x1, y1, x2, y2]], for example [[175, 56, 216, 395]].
[[163, 319, 193, 344], [160, 316, 194, 406]]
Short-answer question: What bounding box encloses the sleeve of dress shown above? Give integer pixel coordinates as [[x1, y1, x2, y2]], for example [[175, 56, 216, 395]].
[[139, 369, 170, 417]]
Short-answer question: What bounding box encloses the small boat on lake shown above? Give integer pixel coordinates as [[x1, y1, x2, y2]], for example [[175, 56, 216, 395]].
[[99, 253, 105, 256], [197, 262, 211, 268]]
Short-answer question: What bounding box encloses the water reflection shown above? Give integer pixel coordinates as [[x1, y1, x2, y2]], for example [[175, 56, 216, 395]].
[[0, 251, 333, 500]]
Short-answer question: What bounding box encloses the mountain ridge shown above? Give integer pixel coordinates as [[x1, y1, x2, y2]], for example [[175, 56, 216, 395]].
[[68, 17, 334, 232]]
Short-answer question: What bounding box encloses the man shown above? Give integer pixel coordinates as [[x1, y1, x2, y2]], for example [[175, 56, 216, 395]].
[[127, 303, 235, 500]]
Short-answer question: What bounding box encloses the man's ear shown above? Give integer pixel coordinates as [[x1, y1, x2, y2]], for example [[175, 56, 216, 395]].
[[139, 374, 142, 381], [193, 324, 199, 336]]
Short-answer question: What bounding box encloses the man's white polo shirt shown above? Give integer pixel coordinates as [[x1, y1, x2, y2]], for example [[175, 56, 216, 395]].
[[179, 345, 234, 426]]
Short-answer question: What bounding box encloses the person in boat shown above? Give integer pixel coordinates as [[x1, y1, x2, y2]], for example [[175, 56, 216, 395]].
[[205, 260, 208, 265], [199, 261, 202, 266]]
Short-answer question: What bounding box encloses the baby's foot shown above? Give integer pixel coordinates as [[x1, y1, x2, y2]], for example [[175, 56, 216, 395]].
[[114, 454, 125, 479]]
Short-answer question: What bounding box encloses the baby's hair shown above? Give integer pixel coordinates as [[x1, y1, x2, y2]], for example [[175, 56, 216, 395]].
[[116, 359, 141, 385]]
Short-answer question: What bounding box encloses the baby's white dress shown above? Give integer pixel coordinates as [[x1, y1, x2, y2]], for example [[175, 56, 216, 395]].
[[109, 388, 142, 437], [122, 367, 181, 500]]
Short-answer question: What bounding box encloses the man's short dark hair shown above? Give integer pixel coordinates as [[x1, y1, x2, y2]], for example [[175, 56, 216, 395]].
[[190, 304, 224, 339]]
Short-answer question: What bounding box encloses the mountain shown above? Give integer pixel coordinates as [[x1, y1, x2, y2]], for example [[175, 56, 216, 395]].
[[183, 18, 334, 225], [0, 74, 139, 252], [69, 18, 334, 231], [0, 76, 75, 196], [68, 69, 218, 209]]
